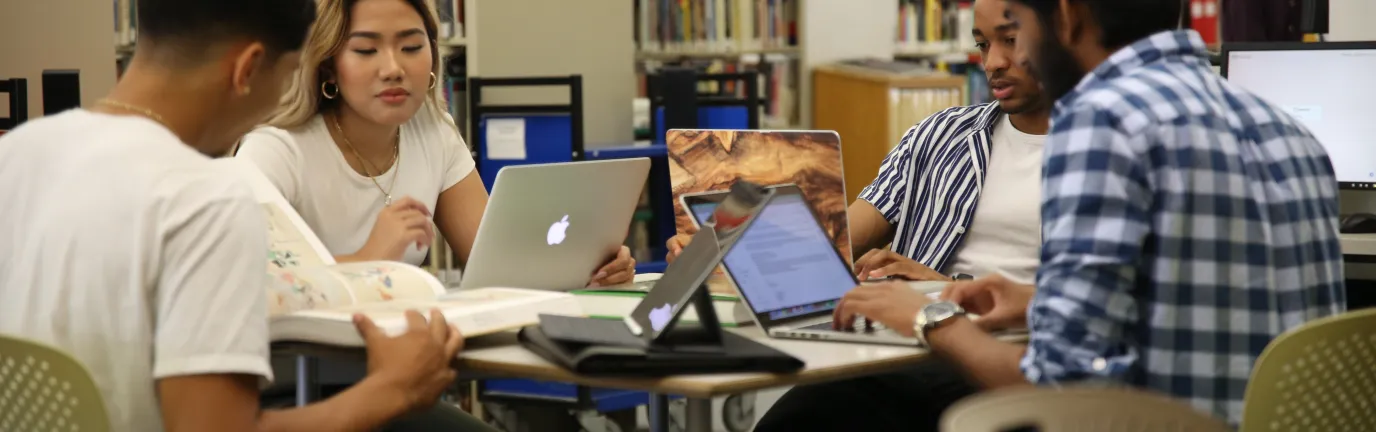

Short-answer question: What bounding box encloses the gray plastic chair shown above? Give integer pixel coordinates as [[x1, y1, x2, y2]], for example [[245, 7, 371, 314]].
[[941, 386, 1229, 432], [0, 334, 111, 431], [1241, 308, 1376, 432]]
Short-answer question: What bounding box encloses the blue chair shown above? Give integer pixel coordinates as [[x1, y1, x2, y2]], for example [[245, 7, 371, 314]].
[[468, 75, 584, 192]]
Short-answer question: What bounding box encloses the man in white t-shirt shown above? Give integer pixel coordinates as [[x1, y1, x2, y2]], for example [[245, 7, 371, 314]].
[[0, 1, 485, 431]]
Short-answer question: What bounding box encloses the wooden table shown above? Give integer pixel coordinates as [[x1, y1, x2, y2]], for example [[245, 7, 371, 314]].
[[459, 327, 932, 397], [278, 327, 936, 432], [463, 327, 933, 432]]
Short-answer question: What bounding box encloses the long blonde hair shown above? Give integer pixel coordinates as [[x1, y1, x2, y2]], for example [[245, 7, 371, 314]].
[[266, 0, 453, 130]]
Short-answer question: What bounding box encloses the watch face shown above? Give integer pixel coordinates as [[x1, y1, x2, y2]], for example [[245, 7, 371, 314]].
[[925, 302, 960, 323]]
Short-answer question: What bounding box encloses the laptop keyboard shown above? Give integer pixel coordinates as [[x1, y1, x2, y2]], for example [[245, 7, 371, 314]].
[[797, 318, 888, 333]]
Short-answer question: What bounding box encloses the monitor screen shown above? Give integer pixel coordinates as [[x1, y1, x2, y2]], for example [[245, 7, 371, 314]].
[[689, 193, 856, 323], [1224, 44, 1376, 187]]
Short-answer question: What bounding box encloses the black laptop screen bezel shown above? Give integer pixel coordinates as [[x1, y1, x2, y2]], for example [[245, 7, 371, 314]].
[[683, 184, 858, 328]]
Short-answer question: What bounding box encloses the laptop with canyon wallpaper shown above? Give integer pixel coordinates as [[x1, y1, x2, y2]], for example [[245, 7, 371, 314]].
[[666, 129, 851, 263]]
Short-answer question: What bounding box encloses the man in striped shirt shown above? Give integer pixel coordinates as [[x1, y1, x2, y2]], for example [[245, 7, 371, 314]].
[[668, 0, 1050, 287], [831, 0, 1346, 428], [743, 1, 1057, 431]]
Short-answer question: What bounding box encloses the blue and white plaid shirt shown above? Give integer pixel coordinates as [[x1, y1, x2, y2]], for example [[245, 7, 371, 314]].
[[1022, 30, 1346, 426]]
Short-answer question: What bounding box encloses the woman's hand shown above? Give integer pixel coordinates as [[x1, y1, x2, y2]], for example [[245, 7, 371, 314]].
[[588, 246, 636, 287], [666, 232, 695, 263], [356, 196, 435, 261]]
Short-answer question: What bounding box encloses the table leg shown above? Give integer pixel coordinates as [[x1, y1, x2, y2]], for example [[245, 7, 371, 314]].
[[648, 393, 671, 432], [685, 398, 712, 432], [295, 355, 319, 407]]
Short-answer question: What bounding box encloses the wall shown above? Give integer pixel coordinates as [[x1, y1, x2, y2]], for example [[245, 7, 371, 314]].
[[1327, 0, 1376, 42], [0, 0, 117, 119], [798, 0, 896, 128], [471, 0, 634, 147]]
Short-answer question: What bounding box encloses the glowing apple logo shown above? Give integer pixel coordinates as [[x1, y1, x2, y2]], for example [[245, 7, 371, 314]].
[[547, 215, 570, 245], [648, 303, 673, 331]]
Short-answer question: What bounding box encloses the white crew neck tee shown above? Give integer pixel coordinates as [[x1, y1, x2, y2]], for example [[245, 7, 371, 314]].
[[946, 113, 1046, 284], [236, 107, 476, 265], [0, 110, 273, 431]]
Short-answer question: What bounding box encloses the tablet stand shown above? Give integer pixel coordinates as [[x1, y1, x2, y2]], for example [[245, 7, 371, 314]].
[[649, 282, 724, 353], [516, 181, 804, 377]]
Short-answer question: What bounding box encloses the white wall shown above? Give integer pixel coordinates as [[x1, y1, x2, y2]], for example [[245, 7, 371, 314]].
[[0, 0, 117, 119], [472, 0, 634, 147], [798, 0, 897, 127], [1327, 0, 1376, 41]]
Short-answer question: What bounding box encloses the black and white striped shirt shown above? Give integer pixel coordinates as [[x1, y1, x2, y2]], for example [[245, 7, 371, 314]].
[[857, 102, 1002, 272]]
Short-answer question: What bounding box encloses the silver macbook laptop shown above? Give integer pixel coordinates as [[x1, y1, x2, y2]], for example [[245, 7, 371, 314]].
[[684, 185, 919, 346], [457, 158, 650, 291]]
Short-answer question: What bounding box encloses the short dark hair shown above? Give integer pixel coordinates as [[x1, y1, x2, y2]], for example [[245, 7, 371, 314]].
[[138, 0, 317, 58], [1011, 0, 1185, 49]]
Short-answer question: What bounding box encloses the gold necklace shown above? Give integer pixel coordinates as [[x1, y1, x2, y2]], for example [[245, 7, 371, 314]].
[[332, 113, 400, 206], [96, 99, 169, 129]]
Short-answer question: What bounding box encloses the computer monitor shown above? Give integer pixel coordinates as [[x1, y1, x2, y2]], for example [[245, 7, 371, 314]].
[[1221, 42, 1376, 189]]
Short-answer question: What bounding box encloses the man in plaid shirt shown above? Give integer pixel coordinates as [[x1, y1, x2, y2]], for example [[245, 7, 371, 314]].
[[832, 0, 1346, 427]]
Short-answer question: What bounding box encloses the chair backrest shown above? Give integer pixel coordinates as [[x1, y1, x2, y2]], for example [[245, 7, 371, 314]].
[[1241, 307, 1376, 432], [0, 334, 111, 431], [941, 386, 1230, 432]]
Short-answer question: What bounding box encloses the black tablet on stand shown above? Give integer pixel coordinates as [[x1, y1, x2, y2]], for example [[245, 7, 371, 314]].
[[518, 182, 804, 376]]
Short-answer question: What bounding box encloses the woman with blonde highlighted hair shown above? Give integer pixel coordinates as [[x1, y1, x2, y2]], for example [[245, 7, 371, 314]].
[[238, 0, 635, 286]]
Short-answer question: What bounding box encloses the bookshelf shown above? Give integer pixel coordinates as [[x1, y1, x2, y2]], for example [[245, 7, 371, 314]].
[[631, 0, 989, 129], [894, 0, 976, 57], [632, 0, 898, 129]]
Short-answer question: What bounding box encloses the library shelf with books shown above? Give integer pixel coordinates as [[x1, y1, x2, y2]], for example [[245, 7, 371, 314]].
[[633, 0, 802, 129], [632, 0, 899, 129]]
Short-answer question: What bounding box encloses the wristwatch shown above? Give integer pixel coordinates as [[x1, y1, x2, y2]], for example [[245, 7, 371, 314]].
[[913, 301, 966, 346]]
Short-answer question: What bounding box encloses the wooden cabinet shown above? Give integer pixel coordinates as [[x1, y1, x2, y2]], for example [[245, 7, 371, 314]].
[[813, 65, 966, 204]]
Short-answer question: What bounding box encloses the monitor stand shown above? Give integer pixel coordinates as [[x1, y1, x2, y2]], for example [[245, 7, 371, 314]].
[[649, 282, 725, 354]]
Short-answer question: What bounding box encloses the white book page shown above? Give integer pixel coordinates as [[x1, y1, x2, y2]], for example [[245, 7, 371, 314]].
[[287, 288, 581, 340], [325, 261, 446, 303], [213, 158, 335, 267], [322, 288, 550, 318], [266, 266, 357, 316]]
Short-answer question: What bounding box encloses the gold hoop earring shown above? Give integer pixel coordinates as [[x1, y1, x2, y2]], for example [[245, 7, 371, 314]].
[[429, 72, 438, 90], [321, 81, 339, 99]]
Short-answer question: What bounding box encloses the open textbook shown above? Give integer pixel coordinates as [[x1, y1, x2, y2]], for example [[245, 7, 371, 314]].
[[215, 158, 584, 347]]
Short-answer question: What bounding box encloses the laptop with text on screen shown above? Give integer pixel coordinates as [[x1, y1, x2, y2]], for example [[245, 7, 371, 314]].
[[684, 185, 922, 346]]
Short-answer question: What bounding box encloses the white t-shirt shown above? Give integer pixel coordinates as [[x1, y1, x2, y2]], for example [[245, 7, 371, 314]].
[[947, 114, 1046, 284], [0, 110, 273, 431], [236, 108, 476, 265]]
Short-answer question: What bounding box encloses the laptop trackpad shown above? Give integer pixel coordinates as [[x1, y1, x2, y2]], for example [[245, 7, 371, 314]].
[[538, 314, 646, 348]]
